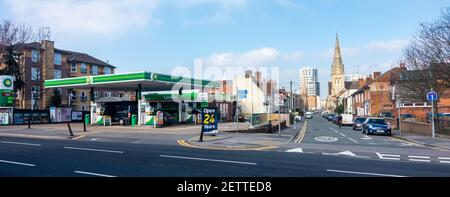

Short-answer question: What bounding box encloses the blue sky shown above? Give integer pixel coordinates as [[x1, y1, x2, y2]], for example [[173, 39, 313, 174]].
[[1, 0, 450, 97]]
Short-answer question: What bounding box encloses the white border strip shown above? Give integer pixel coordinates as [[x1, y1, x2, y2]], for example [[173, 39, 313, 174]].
[[327, 169, 406, 177], [74, 171, 116, 177], [160, 155, 257, 165], [64, 146, 124, 154]]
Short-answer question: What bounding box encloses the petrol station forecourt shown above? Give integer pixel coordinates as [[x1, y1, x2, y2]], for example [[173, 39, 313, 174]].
[[44, 71, 220, 126]]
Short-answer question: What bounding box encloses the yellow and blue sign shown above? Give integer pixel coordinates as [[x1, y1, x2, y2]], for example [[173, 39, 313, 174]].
[[200, 108, 219, 141]]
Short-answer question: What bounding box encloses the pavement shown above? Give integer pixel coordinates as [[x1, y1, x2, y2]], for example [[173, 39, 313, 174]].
[[391, 130, 450, 151], [181, 121, 303, 151]]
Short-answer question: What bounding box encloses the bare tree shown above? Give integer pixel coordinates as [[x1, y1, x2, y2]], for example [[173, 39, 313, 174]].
[[401, 7, 450, 128]]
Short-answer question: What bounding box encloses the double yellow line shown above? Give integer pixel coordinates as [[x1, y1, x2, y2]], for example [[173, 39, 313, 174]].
[[294, 121, 308, 143]]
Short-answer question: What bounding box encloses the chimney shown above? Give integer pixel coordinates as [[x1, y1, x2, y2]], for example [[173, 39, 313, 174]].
[[255, 71, 262, 87], [373, 72, 381, 79], [399, 63, 406, 69]]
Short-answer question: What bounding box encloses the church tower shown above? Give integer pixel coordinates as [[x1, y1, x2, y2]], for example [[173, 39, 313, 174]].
[[331, 33, 345, 95]]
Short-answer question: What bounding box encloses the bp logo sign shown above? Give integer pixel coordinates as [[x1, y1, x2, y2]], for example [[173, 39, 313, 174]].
[[0, 76, 13, 90], [3, 78, 12, 87]]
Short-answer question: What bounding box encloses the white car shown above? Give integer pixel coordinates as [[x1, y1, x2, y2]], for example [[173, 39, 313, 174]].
[[295, 115, 302, 121], [305, 112, 313, 119]]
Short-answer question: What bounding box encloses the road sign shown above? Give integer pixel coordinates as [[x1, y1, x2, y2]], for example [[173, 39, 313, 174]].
[[427, 91, 438, 101], [274, 93, 284, 106], [200, 108, 219, 142]]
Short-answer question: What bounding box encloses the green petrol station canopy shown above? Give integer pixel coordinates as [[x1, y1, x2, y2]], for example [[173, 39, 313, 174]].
[[44, 72, 220, 91]]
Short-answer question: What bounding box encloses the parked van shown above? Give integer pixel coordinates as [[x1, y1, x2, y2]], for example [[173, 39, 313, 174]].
[[341, 113, 354, 126]]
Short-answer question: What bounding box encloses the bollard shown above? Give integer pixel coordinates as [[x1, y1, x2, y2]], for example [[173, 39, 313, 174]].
[[67, 123, 74, 137], [28, 113, 31, 129], [83, 120, 87, 132]]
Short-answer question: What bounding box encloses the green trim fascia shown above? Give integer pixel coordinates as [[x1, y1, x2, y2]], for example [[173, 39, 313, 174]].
[[45, 77, 89, 88], [152, 73, 220, 87], [93, 72, 151, 83]]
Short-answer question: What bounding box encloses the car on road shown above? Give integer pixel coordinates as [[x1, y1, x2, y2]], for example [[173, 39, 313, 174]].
[[326, 114, 335, 121], [295, 115, 302, 121], [162, 112, 176, 126], [305, 112, 313, 119], [341, 113, 354, 126], [379, 112, 394, 118], [352, 117, 367, 131], [400, 113, 416, 122], [362, 117, 392, 136]]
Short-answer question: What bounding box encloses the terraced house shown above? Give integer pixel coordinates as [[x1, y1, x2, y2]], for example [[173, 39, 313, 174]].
[[14, 40, 122, 111]]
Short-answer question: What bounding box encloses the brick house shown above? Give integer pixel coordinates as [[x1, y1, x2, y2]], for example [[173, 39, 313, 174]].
[[352, 65, 406, 117], [393, 67, 450, 122], [12, 40, 123, 111]]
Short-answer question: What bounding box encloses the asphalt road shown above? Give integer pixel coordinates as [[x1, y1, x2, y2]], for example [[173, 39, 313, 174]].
[[1, 134, 450, 177]]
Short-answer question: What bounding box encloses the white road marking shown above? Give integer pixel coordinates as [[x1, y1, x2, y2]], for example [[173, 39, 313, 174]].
[[408, 156, 430, 159], [1, 141, 41, 146], [0, 159, 35, 167], [338, 151, 356, 157], [322, 152, 339, 156], [90, 138, 99, 141], [369, 143, 376, 145], [74, 171, 116, 177], [286, 148, 303, 153], [64, 146, 124, 154], [409, 159, 431, 162], [326, 169, 406, 177], [347, 138, 359, 143], [160, 155, 257, 165], [438, 157, 450, 160], [440, 161, 450, 164], [331, 128, 359, 144], [376, 152, 400, 160]]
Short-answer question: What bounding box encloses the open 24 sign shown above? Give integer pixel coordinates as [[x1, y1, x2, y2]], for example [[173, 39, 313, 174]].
[[202, 108, 218, 134]]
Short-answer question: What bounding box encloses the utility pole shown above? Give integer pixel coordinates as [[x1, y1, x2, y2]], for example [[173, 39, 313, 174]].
[[290, 81, 293, 112]]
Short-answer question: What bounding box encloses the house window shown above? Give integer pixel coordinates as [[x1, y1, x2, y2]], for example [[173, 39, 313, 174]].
[[54, 53, 62, 65], [31, 86, 40, 99], [70, 91, 77, 101], [31, 67, 40, 81], [103, 92, 111, 97], [93, 91, 98, 99], [71, 63, 77, 73], [31, 50, 40, 63], [81, 105, 87, 111], [91, 65, 98, 75], [80, 91, 87, 101], [119, 93, 124, 98], [80, 63, 87, 74], [104, 67, 111, 75], [54, 69, 61, 79]]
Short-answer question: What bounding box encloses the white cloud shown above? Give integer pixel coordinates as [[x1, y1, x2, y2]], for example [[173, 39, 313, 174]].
[[5, 0, 159, 37], [173, 0, 247, 9], [171, 0, 248, 25], [367, 40, 408, 52], [283, 51, 304, 62], [202, 47, 280, 67]]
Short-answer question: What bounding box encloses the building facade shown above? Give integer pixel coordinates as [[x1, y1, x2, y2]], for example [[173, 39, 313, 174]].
[[12, 40, 118, 111], [300, 67, 320, 110]]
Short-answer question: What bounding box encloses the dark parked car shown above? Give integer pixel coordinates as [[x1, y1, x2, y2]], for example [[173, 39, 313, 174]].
[[362, 117, 392, 136], [379, 112, 393, 118], [327, 114, 335, 121], [162, 112, 176, 126], [352, 117, 367, 131]]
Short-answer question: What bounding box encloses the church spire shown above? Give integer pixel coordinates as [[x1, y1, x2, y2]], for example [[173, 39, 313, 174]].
[[332, 32, 344, 75]]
